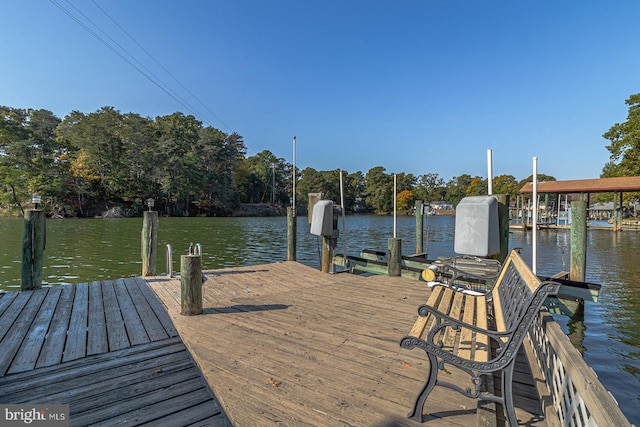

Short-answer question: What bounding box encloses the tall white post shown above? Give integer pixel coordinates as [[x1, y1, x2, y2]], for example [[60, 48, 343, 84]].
[[393, 174, 397, 238], [532, 156, 538, 275], [487, 149, 493, 195]]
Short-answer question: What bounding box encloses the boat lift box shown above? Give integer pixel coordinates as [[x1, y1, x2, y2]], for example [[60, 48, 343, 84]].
[[454, 196, 500, 257], [310, 200, 339, 237]]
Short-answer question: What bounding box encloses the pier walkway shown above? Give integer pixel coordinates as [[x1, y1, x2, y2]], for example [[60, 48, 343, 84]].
[[146, 261, 549, 426], [0, 263, 552, 426], [0, 279, 230, 426]]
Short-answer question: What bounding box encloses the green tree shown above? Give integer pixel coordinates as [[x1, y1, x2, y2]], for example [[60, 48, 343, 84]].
[[364, 166, 393, 214], [603, 93, 640, 177], [446, 174, 474, 207], [466, 177, 487, 197], [397, 189, 414, 211], [153, 112, 203, 216], [415, 173, 445, 202], [492, 174, 519, 200]]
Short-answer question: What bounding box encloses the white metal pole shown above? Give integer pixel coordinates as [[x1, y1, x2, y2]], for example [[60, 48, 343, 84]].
[[532, 156, 538, 274], [292, 136, 296, 216], [393, 174, 397, 238], [487, 149, 493, 195]]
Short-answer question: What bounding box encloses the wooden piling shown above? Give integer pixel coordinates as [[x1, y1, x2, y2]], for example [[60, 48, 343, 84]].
[[415, 200, 424, 255], [321, 210, 338, 273], [321, 236, 332, 273], [287, 207, 297, 261], [180, 254, 203, 315], [388, 238, 402, 277], [570, 199, 587, 282], [141, 211, 158, 276], [20, 209, 46, 290]]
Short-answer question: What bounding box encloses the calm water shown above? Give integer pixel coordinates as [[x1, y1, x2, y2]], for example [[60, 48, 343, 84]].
[[1, 215, 639, 424]]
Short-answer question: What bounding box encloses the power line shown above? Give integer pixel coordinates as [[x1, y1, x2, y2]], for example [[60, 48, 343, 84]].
[[49, 0, 233, 133], [90, 0, 234, 133]]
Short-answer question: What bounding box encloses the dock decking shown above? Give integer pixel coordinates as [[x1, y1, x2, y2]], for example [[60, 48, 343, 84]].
[[0, 279, 230, 426], [146, 261, 549, 426], [0, 263, 550, 426]]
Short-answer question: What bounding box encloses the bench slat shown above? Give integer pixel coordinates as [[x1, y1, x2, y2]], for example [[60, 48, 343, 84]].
[[458, 294, 476, 359], [408, 286, 444, 338], [441, 291, 465, 352], [473, 295, 489, 362]]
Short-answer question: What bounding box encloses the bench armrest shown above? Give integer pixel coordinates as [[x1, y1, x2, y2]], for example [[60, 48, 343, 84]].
[[440, 264, 500, 294]]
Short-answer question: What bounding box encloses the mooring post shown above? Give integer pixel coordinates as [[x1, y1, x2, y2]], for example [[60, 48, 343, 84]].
[[180, 254, 203, 315], [415, 200, 424, 255], [141, 210, 159, 276], [320, 210, 339, 273], [21, 209, 46, 290], [388, 237, 402, 277], [321, 236, 332, 273], [570, 198, 587, 282], [287, 206, 296, 261]]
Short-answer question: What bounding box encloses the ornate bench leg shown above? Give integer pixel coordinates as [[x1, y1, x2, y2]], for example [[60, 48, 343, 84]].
[[408, 353, 438, 422], [502, 361, 518, 427]]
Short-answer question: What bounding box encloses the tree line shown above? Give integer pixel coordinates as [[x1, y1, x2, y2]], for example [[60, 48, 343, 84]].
[[1, 94, 638, 217]]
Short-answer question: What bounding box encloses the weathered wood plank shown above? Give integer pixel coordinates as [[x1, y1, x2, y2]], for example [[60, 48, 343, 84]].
[[126, 278, 169, 341], [101, 279, 130, 351], [153, 400, 230, 427], [1, 345, 192, 402], [0, 292, 19, 317], [0, 337, 184, 390], [135, 277, 178, 336], [114, 279, 149, 346], [72, 380, 212, 426], [36, 284, 75, 368], [87, 281, 108, 356], [0, 291, 33, 343], [8, 286, 62, 374], [0, 289, 47, 376], [63, 282, 89, 362]]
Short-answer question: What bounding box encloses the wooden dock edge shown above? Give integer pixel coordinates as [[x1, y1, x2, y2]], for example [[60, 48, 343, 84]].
[[528, 312, 632, 427]]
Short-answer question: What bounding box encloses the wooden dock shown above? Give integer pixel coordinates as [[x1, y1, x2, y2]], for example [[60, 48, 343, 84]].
[[146, 261, 549, 426], [0, 279, 230, 426]]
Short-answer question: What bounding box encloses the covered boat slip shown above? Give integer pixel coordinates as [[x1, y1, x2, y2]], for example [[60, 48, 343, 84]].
[[146, 261, 554, 426]]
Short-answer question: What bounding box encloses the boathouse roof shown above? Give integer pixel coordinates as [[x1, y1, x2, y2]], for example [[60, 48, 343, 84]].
[[519, 176, 640, 194]]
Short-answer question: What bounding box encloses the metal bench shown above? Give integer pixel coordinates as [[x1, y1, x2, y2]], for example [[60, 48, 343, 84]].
[[400, 250, 560, 426]]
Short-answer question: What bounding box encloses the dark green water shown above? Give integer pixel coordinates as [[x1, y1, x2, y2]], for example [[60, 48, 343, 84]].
[[1, 215, 639, 423]]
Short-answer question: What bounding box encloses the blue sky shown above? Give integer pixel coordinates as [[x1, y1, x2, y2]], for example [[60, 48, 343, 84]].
[[2, 1, 639, 182]]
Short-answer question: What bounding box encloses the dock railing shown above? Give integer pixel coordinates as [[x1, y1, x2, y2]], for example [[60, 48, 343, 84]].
[[527, 312, 632, 427]]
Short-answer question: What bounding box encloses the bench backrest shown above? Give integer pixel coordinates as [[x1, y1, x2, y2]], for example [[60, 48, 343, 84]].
[[491, 250, 556, 333]]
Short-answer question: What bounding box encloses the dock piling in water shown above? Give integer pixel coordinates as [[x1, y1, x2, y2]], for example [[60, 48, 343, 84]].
[[141, 211, 158, 276], [287, 206, 296, 261], [570, 199, 587, 282], [415, 200, 424, 255], [20, 209, 46, 290]]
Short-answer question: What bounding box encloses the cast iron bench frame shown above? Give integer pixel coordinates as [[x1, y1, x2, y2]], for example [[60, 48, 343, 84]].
[[400, 250, 560, 426]]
